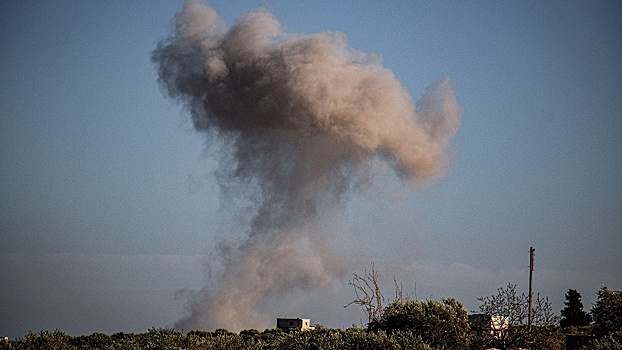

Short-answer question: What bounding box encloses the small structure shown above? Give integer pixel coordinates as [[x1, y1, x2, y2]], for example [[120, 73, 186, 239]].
[[468, 314, 508, 337], [276, 318, 315, 331]]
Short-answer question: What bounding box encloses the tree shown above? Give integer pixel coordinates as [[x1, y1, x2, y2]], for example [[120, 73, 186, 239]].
[[344, 262, 385, 325], [369, 298, 471, 349], [591, 285, 622, 339], [560, 288, 592, 329], [477, 283, 560, 349]]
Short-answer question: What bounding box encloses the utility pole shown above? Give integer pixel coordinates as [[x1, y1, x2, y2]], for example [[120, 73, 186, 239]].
[[528, 246, 535, 332]]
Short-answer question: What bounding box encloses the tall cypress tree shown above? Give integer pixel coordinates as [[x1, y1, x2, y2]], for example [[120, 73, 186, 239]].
[[560, 288, 592, 328]]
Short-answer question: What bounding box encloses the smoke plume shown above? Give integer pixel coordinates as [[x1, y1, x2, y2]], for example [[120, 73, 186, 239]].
[[153, 0, 461, 331]]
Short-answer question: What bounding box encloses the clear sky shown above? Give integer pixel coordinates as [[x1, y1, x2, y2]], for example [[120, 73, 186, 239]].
[[1, 0, 621, 339]]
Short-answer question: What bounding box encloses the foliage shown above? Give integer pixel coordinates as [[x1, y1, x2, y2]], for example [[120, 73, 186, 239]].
[[476, 283, 560, 349], [588, 332, 622, 350], [525, 325, 565, 350], [70, 332, 114, 349], [1, 330, 76, 350], [587, 285, 622, 349], [369, 298, 471, 349], [0, 326, 436, 350], [560, 288, 592, 329], [590, 285, 622, 337], [270, 327, 432, 350], [13, 282, 618, 349]]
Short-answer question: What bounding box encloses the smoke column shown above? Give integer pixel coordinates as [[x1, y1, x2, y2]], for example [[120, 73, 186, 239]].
[[153, 0, 461, 331]]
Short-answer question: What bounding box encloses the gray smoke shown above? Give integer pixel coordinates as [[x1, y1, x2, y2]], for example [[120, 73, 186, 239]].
[[153, 0, 461, 331]]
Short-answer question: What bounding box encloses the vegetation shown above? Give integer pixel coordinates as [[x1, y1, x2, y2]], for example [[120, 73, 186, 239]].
[[2, 264, 620, 349], [345, 262, 470, 348], [587, 285, 622, 348], [560, 288, 592, 333], [0, 327, 435, 350], [369, 298, 471, 349], [476, 282, 562, 350], [343, 261, 385, 325]]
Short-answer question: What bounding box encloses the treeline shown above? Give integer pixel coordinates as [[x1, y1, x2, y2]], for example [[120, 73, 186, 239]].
[[0, 327, 440, 350], [2, 285, 620, 349]]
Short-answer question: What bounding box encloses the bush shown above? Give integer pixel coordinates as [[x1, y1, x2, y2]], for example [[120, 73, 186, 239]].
[[588, 331, 622, 350], [70, 332, 113, 349], [6, 330, 76, 350], [369, 298, 470, 349]]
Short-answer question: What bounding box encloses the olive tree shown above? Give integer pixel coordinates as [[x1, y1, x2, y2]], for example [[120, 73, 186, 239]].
[[369, 298, 471, 349]]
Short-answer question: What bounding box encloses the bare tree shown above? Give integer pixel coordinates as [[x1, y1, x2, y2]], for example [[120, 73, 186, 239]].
[[344, 262, 385, 324], [531, 292, 558, 327], [393, 275, 404, 303], [392, 275, 416, 303], [478, 283, 528, 330], [477, 283, 559, 349]]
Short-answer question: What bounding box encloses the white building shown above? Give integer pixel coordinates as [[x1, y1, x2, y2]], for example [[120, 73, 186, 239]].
[[468, 314, 509, 336], [276, 318, 315, 331]]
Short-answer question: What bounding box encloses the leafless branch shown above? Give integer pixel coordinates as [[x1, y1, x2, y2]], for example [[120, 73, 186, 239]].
[[344, 261, 385, 324]]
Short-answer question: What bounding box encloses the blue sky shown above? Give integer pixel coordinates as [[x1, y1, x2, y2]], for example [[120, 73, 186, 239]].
[[1, 0, 621, 338]]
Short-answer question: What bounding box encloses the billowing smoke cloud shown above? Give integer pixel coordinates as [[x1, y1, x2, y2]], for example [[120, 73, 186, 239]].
[[153, 0, 461, 331]]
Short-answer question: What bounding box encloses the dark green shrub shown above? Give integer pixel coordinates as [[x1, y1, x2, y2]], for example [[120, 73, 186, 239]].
[[369, 298, 470, 349]]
